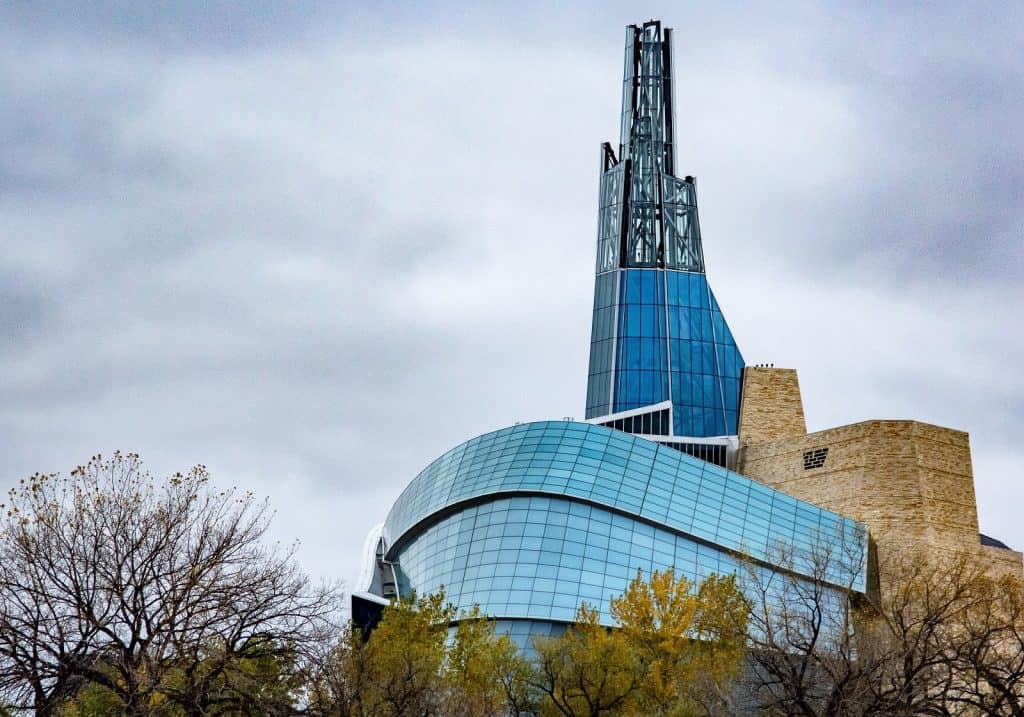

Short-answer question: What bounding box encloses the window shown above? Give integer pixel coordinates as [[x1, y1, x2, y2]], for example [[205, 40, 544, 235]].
[[660, 441, 728, 468]]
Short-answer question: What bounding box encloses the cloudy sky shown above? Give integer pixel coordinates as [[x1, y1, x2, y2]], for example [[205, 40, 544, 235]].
[[2, 1, 1022, 589]]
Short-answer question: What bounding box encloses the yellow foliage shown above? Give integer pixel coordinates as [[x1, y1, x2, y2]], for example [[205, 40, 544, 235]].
[[534, 603, 641, 717], [532, 569, 749, 717], [358, 591, 454, 717], [444, 606, 535, 717]]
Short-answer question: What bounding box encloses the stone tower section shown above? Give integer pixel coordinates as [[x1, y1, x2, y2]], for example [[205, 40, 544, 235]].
[[737, 367, 808, 446]]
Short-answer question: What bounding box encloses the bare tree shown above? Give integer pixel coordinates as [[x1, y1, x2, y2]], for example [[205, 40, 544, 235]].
[[867, 551, 986, 717], [942, 572, 1024, 716], [0, 452, 341, 716], [741, 531, 1009, 717], [742, 532, 883, 717]]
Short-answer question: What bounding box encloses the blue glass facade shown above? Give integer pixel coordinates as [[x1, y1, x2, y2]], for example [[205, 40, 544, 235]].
[[586, 269, 744, 436], [383, 422, 867, 632], [585, 21, 744, 439]]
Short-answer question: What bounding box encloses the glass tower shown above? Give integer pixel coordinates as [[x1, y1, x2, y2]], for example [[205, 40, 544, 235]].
[[585, 21, 744, 460]]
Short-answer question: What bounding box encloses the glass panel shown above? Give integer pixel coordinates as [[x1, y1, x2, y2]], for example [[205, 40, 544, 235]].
[[662, 174, 704, 271]]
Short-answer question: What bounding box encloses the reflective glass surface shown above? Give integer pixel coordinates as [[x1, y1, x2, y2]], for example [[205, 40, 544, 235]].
[[585, 269, 744, 436], [611, 269, 671, 414], [662, 175, 703, 272], [586, 273, 617, 417], [384, 421, 867, 620], [395, 495, 757, 625], [663, 271, 743, 436], [595, 164, 625, 274], [618, 21, 673, 267]]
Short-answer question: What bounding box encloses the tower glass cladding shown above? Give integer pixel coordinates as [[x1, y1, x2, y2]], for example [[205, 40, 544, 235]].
[[585, 21, 744, 443]]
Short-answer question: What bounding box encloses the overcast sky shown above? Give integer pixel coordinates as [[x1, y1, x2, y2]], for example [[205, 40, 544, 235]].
[[2, 1, 1022, 589]]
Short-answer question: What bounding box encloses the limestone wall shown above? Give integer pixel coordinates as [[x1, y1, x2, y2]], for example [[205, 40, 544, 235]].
[[737, 367, 807, 446], [981, 544, 1024, 580], [734, 365, 1022, 592], [738, 420, 980, 556]]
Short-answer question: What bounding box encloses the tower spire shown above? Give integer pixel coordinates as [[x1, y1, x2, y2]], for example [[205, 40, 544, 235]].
[[619, 20, 674, 179], [597, 21, 704, 275], [586, 21, 744, 455]]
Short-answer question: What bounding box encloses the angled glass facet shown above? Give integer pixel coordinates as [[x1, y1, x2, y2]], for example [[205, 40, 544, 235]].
[[662, 174, 704, 272], [596, 164, 625, 273]]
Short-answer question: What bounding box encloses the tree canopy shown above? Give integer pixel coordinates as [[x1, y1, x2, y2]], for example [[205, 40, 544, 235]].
[[0, 453, 341, 716], [533, 568, 749, 717]]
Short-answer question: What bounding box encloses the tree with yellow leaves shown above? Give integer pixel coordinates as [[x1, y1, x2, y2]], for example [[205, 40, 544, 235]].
[[442, 606, 537, 717], [613, 569, 749, 716], [357, 591, 454, 717], [532, 569, 749, 717], [533, 603, 641, 717], [307, 593, 537, 717]]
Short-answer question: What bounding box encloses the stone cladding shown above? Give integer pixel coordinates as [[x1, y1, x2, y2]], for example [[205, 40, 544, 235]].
[[736, 369, 1023, 586]]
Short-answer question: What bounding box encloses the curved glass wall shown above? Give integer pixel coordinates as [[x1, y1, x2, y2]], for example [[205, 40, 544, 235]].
[[397, 494, 763, 624], [383, 421, 867, 628]]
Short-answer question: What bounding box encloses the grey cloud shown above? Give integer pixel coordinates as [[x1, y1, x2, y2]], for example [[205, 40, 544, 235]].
[[2, 1, 348, 53], [0, 277, 52, 352], [1, 1, 1021, 585]]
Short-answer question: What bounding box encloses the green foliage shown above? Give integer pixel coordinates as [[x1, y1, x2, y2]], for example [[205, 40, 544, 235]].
[[53, 641, 303, 717], [57, 682, 124, 717], [161, 637, 305, 715]]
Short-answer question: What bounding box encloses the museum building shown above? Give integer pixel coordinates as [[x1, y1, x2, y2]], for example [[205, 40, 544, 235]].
[[353, 20, 1021, 643]]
